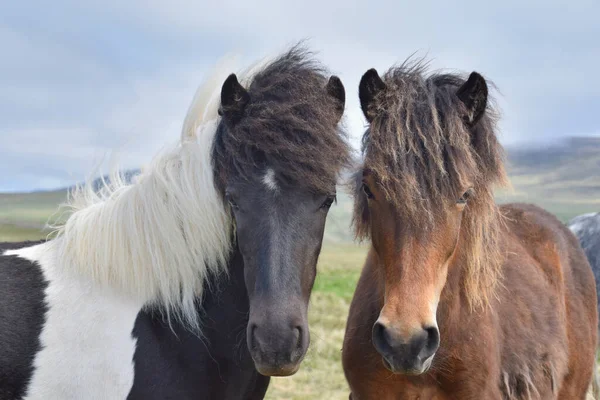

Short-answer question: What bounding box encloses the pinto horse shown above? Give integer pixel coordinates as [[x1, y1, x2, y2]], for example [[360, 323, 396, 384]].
[[342, 62, 597, 399], [0, 46, 351, 399]]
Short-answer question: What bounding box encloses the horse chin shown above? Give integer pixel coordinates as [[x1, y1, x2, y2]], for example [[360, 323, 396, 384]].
[[254, 362, 301, 377], [381, 355, 434, 376]]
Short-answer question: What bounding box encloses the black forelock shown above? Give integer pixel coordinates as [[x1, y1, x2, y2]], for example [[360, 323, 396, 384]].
[[211, 44, 352, 194]]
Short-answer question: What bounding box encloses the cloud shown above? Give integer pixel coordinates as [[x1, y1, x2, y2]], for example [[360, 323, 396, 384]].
[[1, 0, 598, 191]]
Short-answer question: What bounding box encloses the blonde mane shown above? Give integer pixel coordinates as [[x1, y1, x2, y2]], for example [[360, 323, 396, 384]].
[[48, 58, 242, 330]]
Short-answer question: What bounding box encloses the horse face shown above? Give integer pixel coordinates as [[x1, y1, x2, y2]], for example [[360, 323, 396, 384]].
[[361, 173, 470, 375], [225, 170, 335, 376]]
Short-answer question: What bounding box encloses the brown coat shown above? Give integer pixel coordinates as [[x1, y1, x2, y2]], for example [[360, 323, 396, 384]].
[[343, 203, 598, 399]]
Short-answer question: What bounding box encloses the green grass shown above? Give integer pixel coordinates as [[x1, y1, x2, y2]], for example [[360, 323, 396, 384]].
[[0, 190, 66, 226], [0, 190, 67, 243], [0, 223, 48, 242], [312, 243, 366, 301], [313, 269, 360, 301]]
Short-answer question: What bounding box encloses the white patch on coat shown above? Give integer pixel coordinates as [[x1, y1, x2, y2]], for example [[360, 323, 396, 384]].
[[263, 168, 278, 191], [6, 242, 142, 400]]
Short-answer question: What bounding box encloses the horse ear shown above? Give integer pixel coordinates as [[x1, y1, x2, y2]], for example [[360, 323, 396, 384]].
[[359, 68, 386, 123], [325, 75, 345, 123], [219, 73, 250, 124], [456, 72, 488, 126]]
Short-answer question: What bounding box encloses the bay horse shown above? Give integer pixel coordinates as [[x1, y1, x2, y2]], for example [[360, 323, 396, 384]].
[[0, 46, 351, 399], [342, 61, 598, 399]]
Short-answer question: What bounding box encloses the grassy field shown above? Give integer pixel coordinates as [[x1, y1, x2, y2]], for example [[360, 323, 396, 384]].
[[0, 190, 66, 225], [0, 223, 49, 242], [0, 190, 65, 242]]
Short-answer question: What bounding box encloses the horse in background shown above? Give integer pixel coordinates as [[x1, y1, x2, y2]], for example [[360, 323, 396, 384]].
[[569, 212, 600, 398], [569, 213, 600, 329], [342, 61, 597, 399], [0, 45, 352, 399]]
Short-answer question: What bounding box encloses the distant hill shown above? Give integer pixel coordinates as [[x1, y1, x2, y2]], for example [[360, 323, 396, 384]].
[[47, 169, 141, 193], [0, 170, 141, 241], [328, 136, 600, 243], [499, 136, 600, 222], [1, 136, 599, 243]]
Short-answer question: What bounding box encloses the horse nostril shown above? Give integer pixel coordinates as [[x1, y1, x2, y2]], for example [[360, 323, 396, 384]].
[[294, 326, 303, 349], [421, 326, 440, 359], [372, 321, 392, 356], [248, 323, 258, 351]]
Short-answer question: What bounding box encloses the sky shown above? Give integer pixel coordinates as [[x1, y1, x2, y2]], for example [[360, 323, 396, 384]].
[[1, 0, 598, 192]]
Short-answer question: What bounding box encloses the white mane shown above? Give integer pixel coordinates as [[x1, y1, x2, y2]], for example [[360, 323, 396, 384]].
[[48, 57, 243, 330]]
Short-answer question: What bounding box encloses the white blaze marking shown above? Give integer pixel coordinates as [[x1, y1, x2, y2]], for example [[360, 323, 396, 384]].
[[263, 168, 278, 191]]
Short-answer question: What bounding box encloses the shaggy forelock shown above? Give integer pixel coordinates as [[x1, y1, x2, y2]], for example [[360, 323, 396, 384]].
[[355, 59, 507, 232], [212, 45, 352, 194], [354, 58, 510, 308]]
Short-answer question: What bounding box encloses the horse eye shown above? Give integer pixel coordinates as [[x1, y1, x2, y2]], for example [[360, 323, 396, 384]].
[[457, 189, 473, 205], [362, 184, 374, 200], [321, 195, 336, 210]]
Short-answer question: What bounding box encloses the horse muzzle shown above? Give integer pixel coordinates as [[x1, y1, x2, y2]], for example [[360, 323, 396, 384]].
[[372, 320, 439, 375], [247, 314, 309, 376]]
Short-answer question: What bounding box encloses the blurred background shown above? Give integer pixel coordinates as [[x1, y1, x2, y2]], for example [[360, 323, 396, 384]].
[[1, 1, 598, 398]]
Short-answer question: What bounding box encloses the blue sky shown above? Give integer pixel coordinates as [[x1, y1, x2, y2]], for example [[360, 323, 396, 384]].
[[1, 0, 598, 192]]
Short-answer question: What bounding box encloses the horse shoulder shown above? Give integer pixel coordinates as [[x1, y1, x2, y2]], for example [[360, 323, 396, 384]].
[[0, 241, 48, 399], [500, 203, 572, 288], [3, 241, 143, 400], [497, 203, 596, 397]]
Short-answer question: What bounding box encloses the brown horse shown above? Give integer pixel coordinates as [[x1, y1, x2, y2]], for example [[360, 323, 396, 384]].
[[342, 61, 598, 399]]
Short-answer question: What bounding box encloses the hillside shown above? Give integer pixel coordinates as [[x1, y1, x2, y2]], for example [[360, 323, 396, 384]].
[[1, 136, 599, 243], [499, 136, 600, 222]]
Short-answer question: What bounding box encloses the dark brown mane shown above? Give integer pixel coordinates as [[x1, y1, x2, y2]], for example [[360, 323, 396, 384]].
[[212, 45, 352, 194], [354, 59, 510, 307]]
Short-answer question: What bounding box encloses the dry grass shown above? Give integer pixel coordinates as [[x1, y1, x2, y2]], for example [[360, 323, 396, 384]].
[[0, 223, 48, 242]]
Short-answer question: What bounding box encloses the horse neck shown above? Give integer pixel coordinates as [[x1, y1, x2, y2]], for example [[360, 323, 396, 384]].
[[436, 239, 485, 339], [52, 141, 232, 328], [437, 256, 465, 323], [210, 242, 248, 308]]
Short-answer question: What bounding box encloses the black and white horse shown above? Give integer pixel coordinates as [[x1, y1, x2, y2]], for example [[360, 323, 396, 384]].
[[0, 46, 351, 399], [569, 212, 600, 330]]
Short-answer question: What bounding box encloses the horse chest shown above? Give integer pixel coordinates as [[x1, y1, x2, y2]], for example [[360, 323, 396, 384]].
[[7, 244, 143, 400], [350, 380, 451, 400], [391, 385, 450, 400], [26, 273, 142, 399]]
